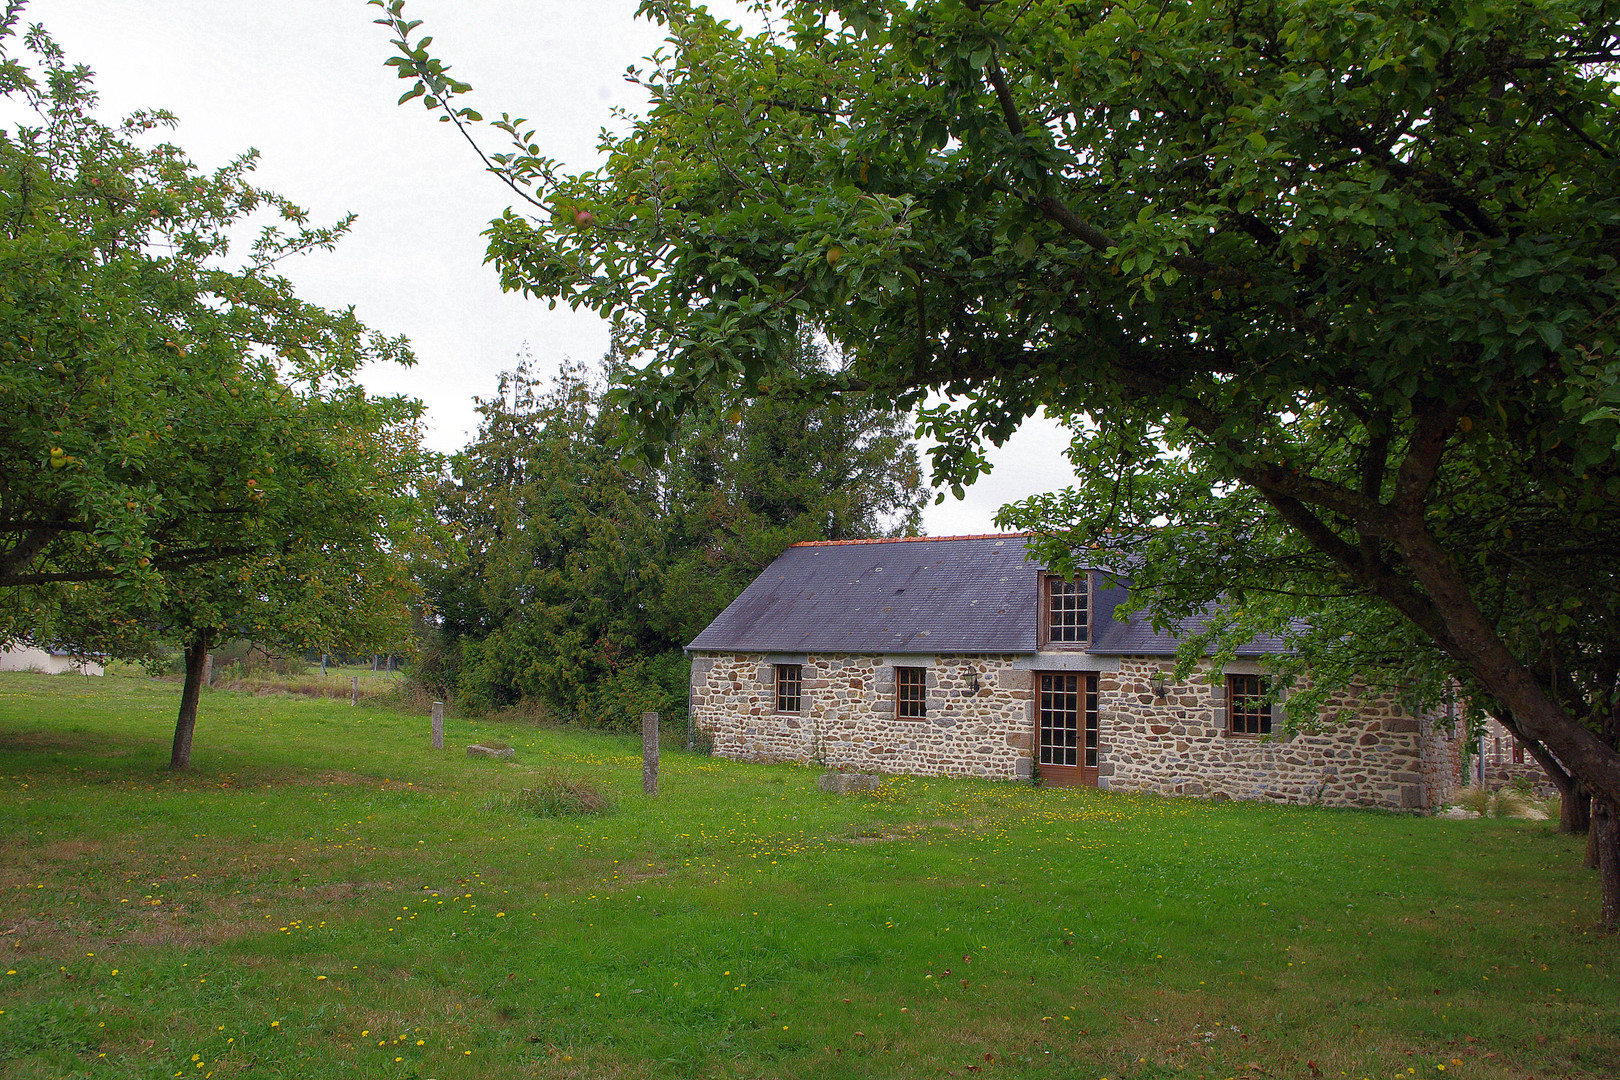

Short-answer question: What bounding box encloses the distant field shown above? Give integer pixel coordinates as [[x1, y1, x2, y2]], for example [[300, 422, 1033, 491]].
[[100, 659, 411, 704], [0, 671, 1614, 1080]]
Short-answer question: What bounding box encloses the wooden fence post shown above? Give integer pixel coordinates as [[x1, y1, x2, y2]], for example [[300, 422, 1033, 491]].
[[642, 711, 659, 795], [432, 701, 444, 750], [202, 653, 212, 688], [350, 676, 359, 707]]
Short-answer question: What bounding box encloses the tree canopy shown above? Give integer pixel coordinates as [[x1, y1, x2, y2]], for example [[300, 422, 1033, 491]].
[[379, 0, 1620, 918], [0, 15, 418, 606], [424, 346, 924, 724], [2, 16, 434, 766]]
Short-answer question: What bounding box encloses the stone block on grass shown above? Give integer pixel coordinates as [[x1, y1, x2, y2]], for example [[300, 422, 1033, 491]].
[[818, 771, 881, 794], [467, 744, 516, 760]]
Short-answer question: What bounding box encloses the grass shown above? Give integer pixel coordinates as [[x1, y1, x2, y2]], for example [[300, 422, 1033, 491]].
[[0, 671, 1615, 1080]]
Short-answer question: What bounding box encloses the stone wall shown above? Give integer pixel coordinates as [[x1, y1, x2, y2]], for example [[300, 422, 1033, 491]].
[[1419, 713, 1467, 805], [690, 651, 1463, 809], [689, 652, 1035, 779], [1097, 658, 1462, 809], [1475, 715, 1557, 797]]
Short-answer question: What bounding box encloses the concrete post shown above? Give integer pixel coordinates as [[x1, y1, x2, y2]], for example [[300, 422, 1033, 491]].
[[432, 701, 445, 750], [202, 653, 212, 687], [350, 676, 359, 706], [642, 711, 659, 795]]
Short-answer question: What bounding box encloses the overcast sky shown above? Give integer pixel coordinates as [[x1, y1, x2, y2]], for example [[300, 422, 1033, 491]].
[[21, 0, 1076, 534]]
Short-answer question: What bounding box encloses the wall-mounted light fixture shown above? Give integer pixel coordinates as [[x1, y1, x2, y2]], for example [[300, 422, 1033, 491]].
[[1151, 672, 1169, 699], [969, 672, 981, 695]]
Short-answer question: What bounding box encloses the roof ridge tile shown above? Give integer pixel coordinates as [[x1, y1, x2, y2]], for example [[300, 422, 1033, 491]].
[[789, 532, 1031, 548]]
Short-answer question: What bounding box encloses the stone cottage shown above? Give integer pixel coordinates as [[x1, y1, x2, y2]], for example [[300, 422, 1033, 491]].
[[686, 534, 1464, 810]]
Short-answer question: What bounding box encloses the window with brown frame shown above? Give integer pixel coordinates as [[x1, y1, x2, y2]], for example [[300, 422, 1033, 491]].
[[775, 664, 802, 713], [1045, 575, 1088, 645], [1227, 674, 1270, 736], [896, 666, 927, 719], [1512, 740, 1525, 765]]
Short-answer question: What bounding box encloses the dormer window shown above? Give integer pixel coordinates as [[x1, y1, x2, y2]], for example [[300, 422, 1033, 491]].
[[1043, 573, 1089, 647]]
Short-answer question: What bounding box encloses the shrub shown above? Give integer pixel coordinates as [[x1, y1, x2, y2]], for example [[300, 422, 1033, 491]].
[[573, 650, 689, 732]]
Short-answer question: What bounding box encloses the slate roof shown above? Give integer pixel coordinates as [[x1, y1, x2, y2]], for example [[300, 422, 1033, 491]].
[[687, 534, 1289, 658], [1089, 578, 1291, 656], [687, 534, 1040, 654]]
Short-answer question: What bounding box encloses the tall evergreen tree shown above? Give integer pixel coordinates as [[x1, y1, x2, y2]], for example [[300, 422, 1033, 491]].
[[425, 349, 923, 725]]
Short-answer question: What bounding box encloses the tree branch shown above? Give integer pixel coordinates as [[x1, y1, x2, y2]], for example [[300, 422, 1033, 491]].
[[0, 506, 74, 582], [0, 544, 256, 589], [0, 520, 93, 533], [1390, 397, 1461, 514], [981, 47, 1248, 283]]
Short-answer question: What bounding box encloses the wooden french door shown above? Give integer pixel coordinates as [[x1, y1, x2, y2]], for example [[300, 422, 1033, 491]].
[[1038, 673, 1099, 787]]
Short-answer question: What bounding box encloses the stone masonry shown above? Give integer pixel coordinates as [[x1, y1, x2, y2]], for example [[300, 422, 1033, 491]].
[[1097, 658, 1462, 809], [690, 652, 1035, 779], [691, 651, 1464, 809], [1475, 714, 1557, 797]]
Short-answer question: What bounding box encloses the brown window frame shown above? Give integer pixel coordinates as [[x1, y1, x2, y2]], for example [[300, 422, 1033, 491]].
[[895, 666, 927, 719], [1039, 571, 1090, 649], [1227, 673, 1271, 736], [775, 663, 803, 714]]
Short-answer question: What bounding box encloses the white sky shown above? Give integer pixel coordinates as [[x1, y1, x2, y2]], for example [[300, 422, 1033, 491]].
[[21, 0, 1076, 535]]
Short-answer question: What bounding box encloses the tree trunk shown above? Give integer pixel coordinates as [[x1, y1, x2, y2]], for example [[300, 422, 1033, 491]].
[[1264, 478, 1620, 816], [1502, 718, 1589, 835], [1593, 798, 1620, 930], [171, 631, 211, 771], [1566, 782, 1592, 837], [1258, 486, 1620, 924]]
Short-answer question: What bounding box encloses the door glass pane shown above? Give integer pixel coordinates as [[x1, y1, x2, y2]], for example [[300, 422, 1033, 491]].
[[1040, 673, 1079, 766], [1084, 673, 1099, 767]]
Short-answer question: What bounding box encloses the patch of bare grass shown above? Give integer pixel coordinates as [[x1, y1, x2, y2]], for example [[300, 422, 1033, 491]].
[[0, 729, 135, 755]]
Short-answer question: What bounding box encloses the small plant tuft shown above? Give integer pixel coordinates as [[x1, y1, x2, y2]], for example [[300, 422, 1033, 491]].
[[1456, 785, 1492, 816], [489, 772, 613, 818], [1492, 786, 1534, 819], [689, 725, 714, 756], [1452, 784, 1546, 820]]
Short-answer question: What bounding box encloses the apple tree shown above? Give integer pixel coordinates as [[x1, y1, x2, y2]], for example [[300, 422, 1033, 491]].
[[1, 16, 433, 766], [376, 0, 1620, 921]]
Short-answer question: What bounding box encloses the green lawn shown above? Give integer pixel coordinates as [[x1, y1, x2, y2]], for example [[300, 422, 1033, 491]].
[[0, 672, 1614, 1080]]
